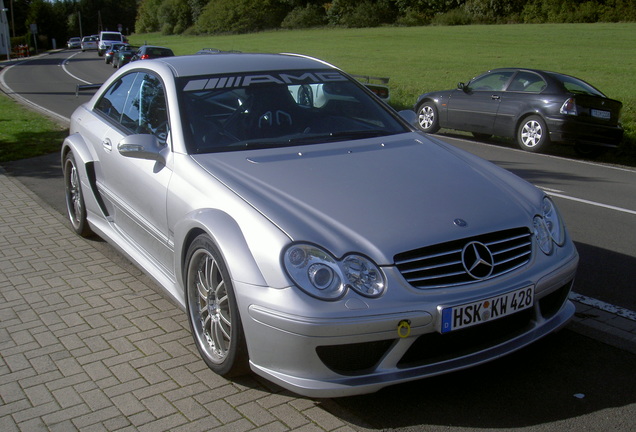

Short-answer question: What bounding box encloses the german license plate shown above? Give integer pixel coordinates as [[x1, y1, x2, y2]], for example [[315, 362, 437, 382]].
[[440, 286, 534, 333], [591, 109, 611, 119]]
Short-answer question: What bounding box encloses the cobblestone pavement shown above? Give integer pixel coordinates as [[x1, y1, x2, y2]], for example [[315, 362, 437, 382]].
[[1, 162, 635, 431], [0, 167, 366, 431]]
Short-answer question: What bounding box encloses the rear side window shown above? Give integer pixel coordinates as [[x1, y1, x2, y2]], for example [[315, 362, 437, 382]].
[[507, 72, 547, 93]]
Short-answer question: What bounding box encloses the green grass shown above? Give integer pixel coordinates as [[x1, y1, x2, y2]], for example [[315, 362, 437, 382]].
[[130, 23, 636, 158], [0, 92, 67, 163]]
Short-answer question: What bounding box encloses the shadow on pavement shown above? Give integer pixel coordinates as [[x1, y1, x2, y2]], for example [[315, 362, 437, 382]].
[[329, 330, 635, 430]]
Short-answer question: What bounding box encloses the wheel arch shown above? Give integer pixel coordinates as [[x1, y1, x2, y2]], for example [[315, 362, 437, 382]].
[[174, 210, 270, 296], [514, 110, 548, 134], [61, 134, 106, 217]]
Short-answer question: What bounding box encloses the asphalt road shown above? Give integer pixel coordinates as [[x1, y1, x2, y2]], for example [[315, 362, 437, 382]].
[[1, 50, 635, 431]]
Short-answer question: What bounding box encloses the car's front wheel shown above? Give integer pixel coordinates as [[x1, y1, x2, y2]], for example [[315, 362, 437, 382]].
[[63, 151, 92, 237], [185, 234, 249, 377], [517, 115, 550, 152], [416, 102, 440, 133]]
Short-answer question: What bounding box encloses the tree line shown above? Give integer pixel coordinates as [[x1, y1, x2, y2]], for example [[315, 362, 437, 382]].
[[138, 0, 636, 34], [7, 0, 636, 51]]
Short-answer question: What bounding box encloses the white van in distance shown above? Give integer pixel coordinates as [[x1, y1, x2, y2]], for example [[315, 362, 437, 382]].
[[98, 31, 124, 56]]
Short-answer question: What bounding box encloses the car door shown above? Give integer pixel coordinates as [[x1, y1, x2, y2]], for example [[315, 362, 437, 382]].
[[446, 70, 514, 134], [493, 71, 548, 137], [92, 71, 174, 274]]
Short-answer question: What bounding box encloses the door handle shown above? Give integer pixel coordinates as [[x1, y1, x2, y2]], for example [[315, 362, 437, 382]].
[[491, 95, 501, 100], [102, 138, 112, 152]]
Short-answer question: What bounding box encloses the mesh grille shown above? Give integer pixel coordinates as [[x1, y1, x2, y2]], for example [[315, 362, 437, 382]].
[[394, 227, 532, 289]]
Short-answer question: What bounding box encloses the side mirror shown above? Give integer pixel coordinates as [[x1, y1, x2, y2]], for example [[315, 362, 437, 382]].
[[118, 134, 166, 164], [457, 82, 467, 92], [398, 110, 418, 127]]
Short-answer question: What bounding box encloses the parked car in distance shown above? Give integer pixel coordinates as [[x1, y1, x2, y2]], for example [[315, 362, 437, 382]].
[[104, 43, 128, 64], [130, 45, 174, 62], [67, 37, 82, 49], [62, 53, 578, 398], [112, 45, 138, 68], [98, 31, 124, 56], [415, 68, 623, 154], [81, 36, 98, 51], [196, 48, 242, 55]]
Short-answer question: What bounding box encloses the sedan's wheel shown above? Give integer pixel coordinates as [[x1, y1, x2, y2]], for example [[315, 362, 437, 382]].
[[63, 152, 92, 237], [416, 102, 440, 133], [185, 235, 248, 377], [517, 115, 550, 153]]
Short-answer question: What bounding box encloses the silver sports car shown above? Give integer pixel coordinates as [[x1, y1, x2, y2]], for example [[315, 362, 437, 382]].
[[62, 53, 579, 398]]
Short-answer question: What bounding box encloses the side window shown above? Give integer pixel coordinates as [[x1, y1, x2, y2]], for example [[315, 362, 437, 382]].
[[507, 72, 547, 93], [95, 72, 168, 142], [469, 71, 514, 92], [135, 74, 168, 140], [95, 72, 139, 123]]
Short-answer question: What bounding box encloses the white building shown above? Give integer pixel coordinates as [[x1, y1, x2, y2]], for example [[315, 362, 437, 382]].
[[0, 0, 11, 59]]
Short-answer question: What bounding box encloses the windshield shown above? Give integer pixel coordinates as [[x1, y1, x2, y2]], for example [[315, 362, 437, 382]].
[[178, 70, 408, 154], [102, 33, 121, 41]]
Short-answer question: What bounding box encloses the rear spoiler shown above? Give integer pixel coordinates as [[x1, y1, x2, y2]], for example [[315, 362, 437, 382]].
[[75, 83, 102, 97], [351, 74, 390, 102]]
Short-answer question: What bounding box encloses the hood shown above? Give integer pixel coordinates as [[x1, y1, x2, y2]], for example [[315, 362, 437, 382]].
[[192, 133, 541, 264]]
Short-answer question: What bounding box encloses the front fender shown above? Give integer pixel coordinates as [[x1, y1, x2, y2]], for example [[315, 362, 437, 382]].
[[61, 133, 104, 218], [173, 209, 270, 295]]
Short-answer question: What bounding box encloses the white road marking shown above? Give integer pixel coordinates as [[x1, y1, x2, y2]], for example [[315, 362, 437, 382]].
[[61, 52, 93, 84], [570, 292, 636, 321], [540, 188, 636, 216]]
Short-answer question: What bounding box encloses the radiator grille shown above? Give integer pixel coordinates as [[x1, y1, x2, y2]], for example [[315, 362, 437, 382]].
[[394, 227, 533, 289]]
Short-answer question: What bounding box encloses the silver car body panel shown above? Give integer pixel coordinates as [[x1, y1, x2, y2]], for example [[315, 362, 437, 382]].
[[62, 53, 578, 397]]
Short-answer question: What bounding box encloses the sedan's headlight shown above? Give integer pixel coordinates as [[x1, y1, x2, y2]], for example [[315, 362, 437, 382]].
[[534, 197, 565, 255], [283, 244, 385, 301]]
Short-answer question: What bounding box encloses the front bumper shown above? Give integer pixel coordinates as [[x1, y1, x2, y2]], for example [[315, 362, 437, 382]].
[[237, 251, 579, 398]]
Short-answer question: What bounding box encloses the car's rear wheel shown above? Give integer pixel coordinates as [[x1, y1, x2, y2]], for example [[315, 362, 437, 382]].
[[416, 102, 440, 133], [517, 115, 550, 152], [63, 152, 92, 237], [185, 234, 249, 377]]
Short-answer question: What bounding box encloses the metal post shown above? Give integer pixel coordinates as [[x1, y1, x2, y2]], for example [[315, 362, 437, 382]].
[[1, 4, 10, 61]]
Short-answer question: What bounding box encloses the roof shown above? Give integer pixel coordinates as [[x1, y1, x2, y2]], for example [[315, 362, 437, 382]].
[[148, 53, 337, 78]]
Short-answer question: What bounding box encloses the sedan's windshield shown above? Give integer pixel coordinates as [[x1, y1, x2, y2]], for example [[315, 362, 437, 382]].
[[178, 70, 408, 153]]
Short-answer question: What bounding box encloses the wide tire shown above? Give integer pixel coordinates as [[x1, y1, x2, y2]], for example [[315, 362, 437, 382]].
[[517, 115, 550, 153], [63, 151, 92, 237], [185, 234, 249, 377], [416, 102, 440, 133]]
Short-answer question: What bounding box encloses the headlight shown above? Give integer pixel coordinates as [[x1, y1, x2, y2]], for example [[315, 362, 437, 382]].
[[534, 197, 565, 255], [542, 197, 565, 246], [283, 244, 385, 301]]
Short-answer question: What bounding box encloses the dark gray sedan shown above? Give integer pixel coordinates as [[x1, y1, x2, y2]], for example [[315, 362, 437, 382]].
[[415, 68, 623, 154], [62, 54, 578, 397]]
